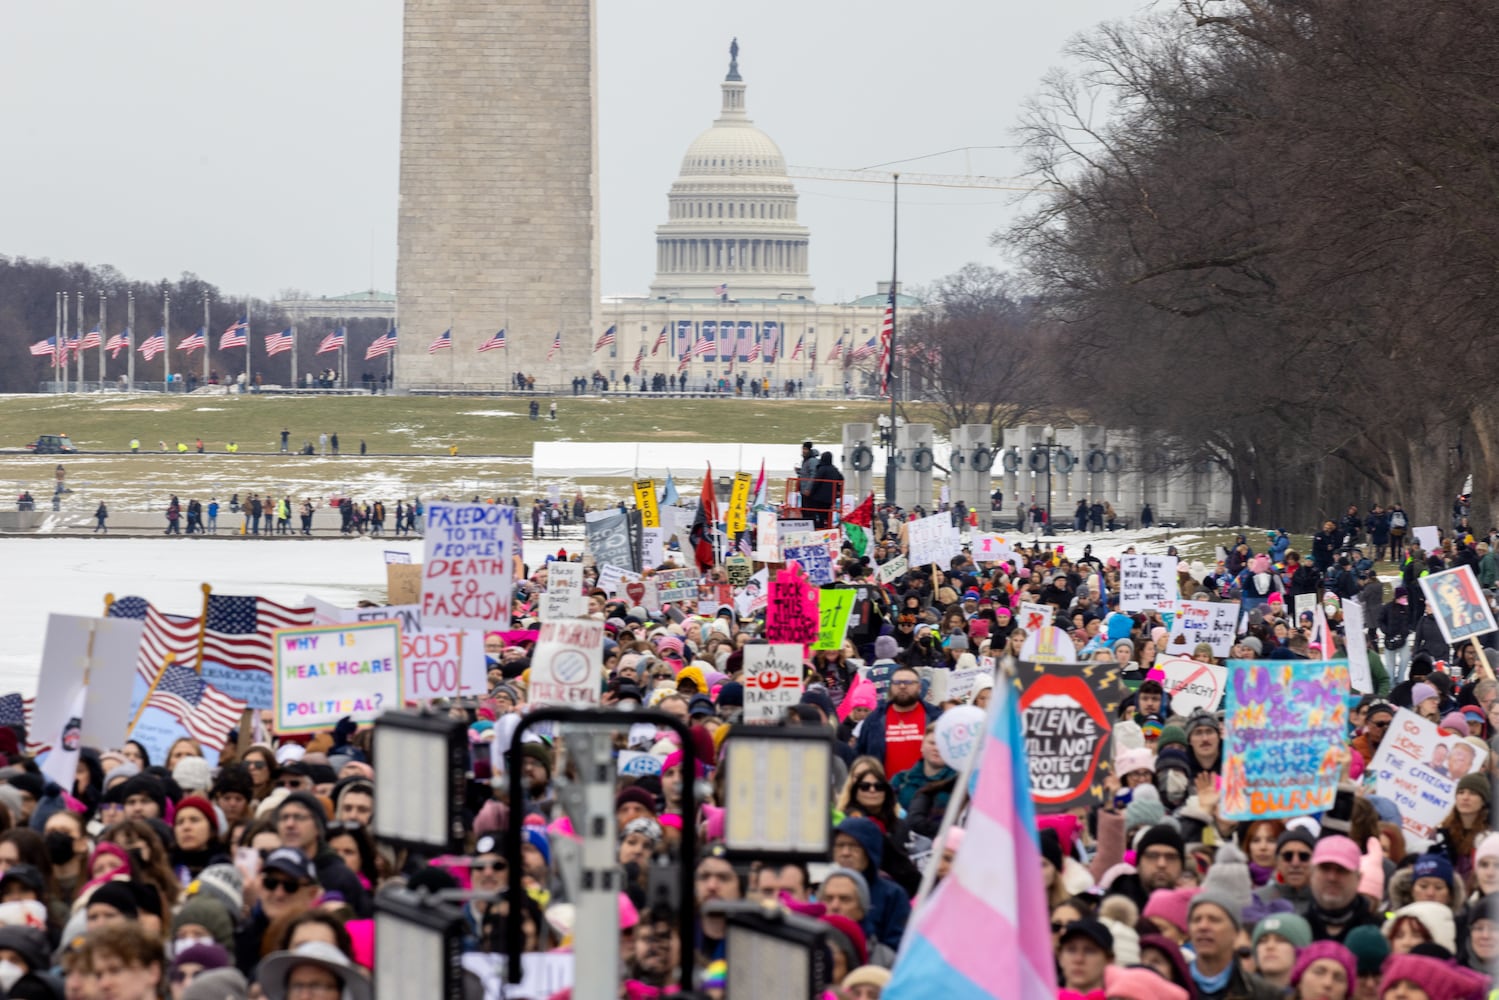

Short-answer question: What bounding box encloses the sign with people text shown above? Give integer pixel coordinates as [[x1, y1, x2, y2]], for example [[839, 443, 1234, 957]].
[[421, 503, 516, 631], [1221, 659, 1348, 820], [1370, 707, 1489, 850]]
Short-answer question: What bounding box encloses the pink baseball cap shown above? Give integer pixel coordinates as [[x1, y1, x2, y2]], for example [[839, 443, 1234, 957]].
[[1310, 834, 1360, 871]]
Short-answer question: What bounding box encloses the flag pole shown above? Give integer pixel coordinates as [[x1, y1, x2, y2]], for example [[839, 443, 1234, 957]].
[[127, 292, 136, 391], [62, 292, 70, 392], [245, 300, 252, 391], [76, 290, 84, 390], [885, 173, 899, 507], [202, 292, 211, 388], [52, 292, 60, 392], [290, 325, 298, 390], [128, 652, 175, 736], [163, 291, 172, 391], [195, 583, 212, 674], [908, 666, 990, 912], [99, 291, 107, 386]]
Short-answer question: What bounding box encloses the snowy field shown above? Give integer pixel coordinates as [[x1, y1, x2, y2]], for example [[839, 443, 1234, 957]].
[[0, 524, 1216, 695]]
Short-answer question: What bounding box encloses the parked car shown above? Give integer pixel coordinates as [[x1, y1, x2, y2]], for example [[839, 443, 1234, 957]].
[[26, 434, 76, 454]]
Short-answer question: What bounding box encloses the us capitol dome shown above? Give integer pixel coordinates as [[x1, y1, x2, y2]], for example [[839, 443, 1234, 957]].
[[648, 39, 814, 302]]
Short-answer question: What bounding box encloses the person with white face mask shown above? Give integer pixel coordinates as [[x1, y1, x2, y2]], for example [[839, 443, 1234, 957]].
[[0, 924, 55, 995]]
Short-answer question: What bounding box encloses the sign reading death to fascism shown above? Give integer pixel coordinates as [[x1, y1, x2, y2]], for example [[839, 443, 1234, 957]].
[[421, 503, 516, 630]]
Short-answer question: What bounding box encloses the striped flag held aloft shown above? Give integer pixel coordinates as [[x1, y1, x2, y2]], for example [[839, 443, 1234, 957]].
[[594, 324, 616, 351], [108, 596, 200, 686], [80, 326, 103, 350], [202, 594, 315, 677], [317, 329, 345, 355], [651, 325, 667, 355], [427, 329, 452, 354], [143, 664, 246, 752], [104, 330, 130, 357]]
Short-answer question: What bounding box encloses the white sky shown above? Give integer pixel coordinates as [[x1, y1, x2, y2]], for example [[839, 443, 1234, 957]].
[[0, 1, 1145, 304]]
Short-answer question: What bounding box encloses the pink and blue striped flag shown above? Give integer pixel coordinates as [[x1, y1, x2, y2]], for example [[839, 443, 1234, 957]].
[[884, 679, 1057, 1000]]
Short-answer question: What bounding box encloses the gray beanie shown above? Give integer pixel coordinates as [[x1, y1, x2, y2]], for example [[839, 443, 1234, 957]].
[[1193, 842, 1253, 928], [823, 866, 871, 916], [180, 967, 250, 1000]]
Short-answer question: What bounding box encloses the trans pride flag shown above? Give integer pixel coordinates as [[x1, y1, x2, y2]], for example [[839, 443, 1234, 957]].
[[884, 679, 1057, 1000]]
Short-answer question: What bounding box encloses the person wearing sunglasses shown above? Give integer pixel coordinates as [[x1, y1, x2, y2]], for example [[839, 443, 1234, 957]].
[[273, 794, 371, 920], [1256, 827, 1317, 916], [236, 848, 321, 977]]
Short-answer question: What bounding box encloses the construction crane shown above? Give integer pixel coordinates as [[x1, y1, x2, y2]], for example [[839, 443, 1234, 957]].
[[786, 165, 1059, 192]]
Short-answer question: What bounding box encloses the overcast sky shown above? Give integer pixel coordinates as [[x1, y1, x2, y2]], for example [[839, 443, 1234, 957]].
[[0, 1, 1147, 305]]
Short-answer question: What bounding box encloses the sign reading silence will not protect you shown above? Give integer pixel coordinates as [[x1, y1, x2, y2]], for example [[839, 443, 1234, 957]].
[[274, 622, 404, 734]]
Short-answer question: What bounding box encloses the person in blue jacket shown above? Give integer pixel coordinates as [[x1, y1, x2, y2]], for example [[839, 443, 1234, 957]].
[[832, 816, 911, 950]]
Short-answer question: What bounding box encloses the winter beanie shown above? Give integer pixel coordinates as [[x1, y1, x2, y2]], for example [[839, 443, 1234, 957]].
[[1197, 843, 1253, 923]]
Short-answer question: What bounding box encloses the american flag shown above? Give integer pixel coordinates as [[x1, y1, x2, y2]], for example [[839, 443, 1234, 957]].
[[28, 338, 56, 358], [479, 329, 506, 353], [108, 596, 201, 686], [790, 334, 804, 360], [877, 292, 894, 397], [80, 326, 102, 350], [316, 329, 345, 355], [651, 325, 667, 355], [693, 334, 712, 359], [105, 330, 130, 358], [143, 664, 246, 752], [714, 283, 728, 297], [365, 330, 397, 360], [677, 348, 690, 373], [201, 594, 314, 679], [220, 318, 248, 350], [264, 329, 294, 356], [633, 344, 645, 373], [178, 329, 206, 354], [546, 331, 561, 361], [63, 335, 82, 358], [747, 340, 762, 363], [851, 336, 878, 362], [427, 329, 452, 354], [827, 336, 844, 362], [139, 331, 167, 360], [0, 693, 43, 755], [594, 325, 616, 351]]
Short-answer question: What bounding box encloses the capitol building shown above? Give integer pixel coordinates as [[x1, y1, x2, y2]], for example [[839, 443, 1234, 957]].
[[600, 42, 917, 391]]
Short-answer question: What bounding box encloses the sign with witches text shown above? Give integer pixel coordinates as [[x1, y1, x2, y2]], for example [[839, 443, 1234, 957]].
[[1013, 660, 1129, 813], [1221, 659, 1349, 820]]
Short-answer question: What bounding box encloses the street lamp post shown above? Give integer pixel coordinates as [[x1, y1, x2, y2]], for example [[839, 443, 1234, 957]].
[[1030, 424, 1063, 537]]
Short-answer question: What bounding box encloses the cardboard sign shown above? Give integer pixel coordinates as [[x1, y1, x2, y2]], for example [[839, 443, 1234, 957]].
[[742, 644, 805, 722], [1014, 659, 1129, 812], [1419, 564, 1498, 645], [1154, 655, 1227, 715], [971, 533, 1017, 570], [585, 508, 637, 574], [387, 564, 422, 606], [785, 544, 834, 586], [403, 627, 486, 703], [727, 471, 753, 536], [632, 479, 660, 529], [1165, 601, 1239, 657], [1020, 625, 1076, 664], [778, 519, 814, 533], [877, 554, 908, 584], [1018, 602, 1053, 634], [908, 511, 959, 568], [1370, 707, 1489, 850], [421, 503, 516, 631], [541, 561, 587, 620], [1340, 599, 1374, 693], [74, 615, 144, 752], [1293, 592, 1317, 623], [755, 510, 781, 562], [529, 620, 604, 707], [1120, 555, 1179, 614], [725, 554, 752, 587], [766, 564, 819, 648], [596, 563, 633, 597], [462, 953, 573, 1000], [1221, 659, 1349, 820], [813, 589, 856, 651], [655, 568, 699, 604], [274, 622, 403, 734], [946, 665, 987, 703], [1412, 525, 1441, 553], [34, 615, 95, 783], [383, 550, 412, 564]]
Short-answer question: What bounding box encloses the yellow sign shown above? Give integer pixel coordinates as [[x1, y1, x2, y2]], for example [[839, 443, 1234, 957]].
[[727, 471, 754, 535], [633, 479, 660, 528]]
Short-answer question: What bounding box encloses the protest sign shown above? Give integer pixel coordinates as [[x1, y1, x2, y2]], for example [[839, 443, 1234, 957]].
[[1370, 707, 1489, 850], [1014, 660, 1129, 812], [908, 512, 959, 568], [654, 568, 699, 604], [934, 705, 986, 769], [1020, 625, 1076, 664], [387, 564, 422, 606], [632, 479, 660, 529], [725, 554, 753, 587], [1154, 655, 1227, 715], [1412, 525, 1441, 553], [420, 503, 516, 631], [462, 953, 573, 1000], [971, 533, 1018, 570], [1018, 602, 1053, 634], [813, 589, 856, 651], [403, 627, 485, 703], [80, 615, 145, 752], [34, 615, 95, 781], [596, 564, 632, 597], [1419, 564, 1498, 645], [877, 554, 908, 584], [727, 471, 753, 535], [640, 527, 665, 569], [1221, 659, 1349, 820], [778, 519, 814, 533], [766, 563, 819, 648], [529, 620, 604, 707], [617, 750, 666, 778], [867, 662, 894, 699], [1165, 600, 1239, 657], [784, 544, 834, 586], [742, 644, 804, 722], [1340, 599, 1374, 693], [541, 561, 586, 620], [1119, 555, 1179, 614], [585, 508, 636, 574], [1293, 592, 1317, 623], [274, 622, 403, 734], [383, 550, 412, 564], [946, 664, 987, 703], [754, 510, 781, 562]]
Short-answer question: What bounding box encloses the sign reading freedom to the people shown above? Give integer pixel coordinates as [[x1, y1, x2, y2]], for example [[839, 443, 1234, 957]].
[[274, 622, 403, 734], [1013, 660, 1128, 813], [1221, 659, 1349, 820], [421, 503, 515, 631]]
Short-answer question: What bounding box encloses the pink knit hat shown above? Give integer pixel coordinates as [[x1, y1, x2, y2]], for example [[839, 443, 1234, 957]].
[[1143, 887, 1198, 936], [1290, 941, 1356, 995], [1105, 966, 1187, 1000]]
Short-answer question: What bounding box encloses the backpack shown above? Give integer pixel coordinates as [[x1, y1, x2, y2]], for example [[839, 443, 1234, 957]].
[[1390, 510, 1407, 529]]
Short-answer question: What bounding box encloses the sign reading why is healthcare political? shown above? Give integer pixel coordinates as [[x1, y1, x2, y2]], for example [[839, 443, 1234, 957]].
[[529, 619, 605, 708], [421, 502, 515, 631], [1014, 660, 1129, 812], [742, 644, 804, 722], [1220, 659, 1349, 820], [1370, 707, 1489, 850], [274, 622, 403, 734]]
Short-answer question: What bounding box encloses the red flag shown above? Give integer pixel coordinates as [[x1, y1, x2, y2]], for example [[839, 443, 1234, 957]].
[[845, 493, 874, 528], [700, 465, 719, 527]]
